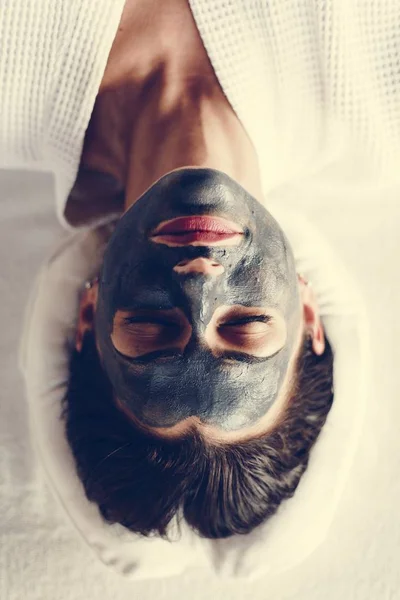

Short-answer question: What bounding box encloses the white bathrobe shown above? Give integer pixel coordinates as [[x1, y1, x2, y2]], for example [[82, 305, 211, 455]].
[[1, 0, 400, 229], [2, 0, 393, 582]]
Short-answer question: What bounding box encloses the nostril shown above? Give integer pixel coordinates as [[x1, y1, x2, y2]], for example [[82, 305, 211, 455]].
[[173, 257, 225, 275]]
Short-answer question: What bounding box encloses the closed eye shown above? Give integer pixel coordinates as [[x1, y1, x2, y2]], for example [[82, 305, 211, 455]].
[[218, 315, 273, 339], [121, 316, 182, 342], [219, 315, 272, 327], [112, 310, 191, 359], [123, 316, 180, 327]]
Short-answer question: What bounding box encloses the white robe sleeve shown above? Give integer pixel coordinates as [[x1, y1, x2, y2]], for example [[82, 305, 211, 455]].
[[0, 0, 126, 227]]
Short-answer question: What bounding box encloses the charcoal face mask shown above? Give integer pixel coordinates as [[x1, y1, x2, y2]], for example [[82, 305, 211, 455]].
[[95, 168, 302, 431]]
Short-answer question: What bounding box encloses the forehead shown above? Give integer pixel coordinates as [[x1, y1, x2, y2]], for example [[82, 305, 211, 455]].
[[109, 345, 289, 430], [96, 302, 304, 432]]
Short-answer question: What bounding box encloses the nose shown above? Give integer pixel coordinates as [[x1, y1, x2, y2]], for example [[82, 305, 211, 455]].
[[173, 257, 224, 276]]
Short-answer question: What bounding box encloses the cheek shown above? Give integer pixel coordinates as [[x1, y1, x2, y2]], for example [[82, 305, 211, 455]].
[[285, 283, 302, 326], [226, 262, 281, 305]]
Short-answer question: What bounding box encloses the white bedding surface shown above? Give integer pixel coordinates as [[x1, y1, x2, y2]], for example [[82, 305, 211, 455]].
[[1, 168, 399, 599]]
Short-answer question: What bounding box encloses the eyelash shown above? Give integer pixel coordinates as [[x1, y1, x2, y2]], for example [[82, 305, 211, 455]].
[[123, 315, 271, 327], [123, 316, 179, 327], [221, 315, 271, 326]]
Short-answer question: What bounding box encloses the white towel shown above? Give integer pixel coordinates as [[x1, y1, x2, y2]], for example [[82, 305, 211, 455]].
[[2, 1, 400, 232], [19, 203, 372, 580]]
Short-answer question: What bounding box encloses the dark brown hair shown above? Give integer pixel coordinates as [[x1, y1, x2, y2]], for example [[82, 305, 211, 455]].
[[62, 329, 334, 539]]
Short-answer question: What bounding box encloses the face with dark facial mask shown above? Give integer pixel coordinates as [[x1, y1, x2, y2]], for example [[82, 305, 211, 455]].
[[95, 168, 302, 432]]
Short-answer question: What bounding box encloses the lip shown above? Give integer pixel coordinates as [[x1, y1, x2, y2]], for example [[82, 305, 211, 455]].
[[151, 215, 243, 236], [150, 216, 244, 246], [151, 231, 241, 244]]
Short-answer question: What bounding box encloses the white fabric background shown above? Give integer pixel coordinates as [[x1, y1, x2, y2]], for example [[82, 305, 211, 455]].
[[1, 167, 399, 599], [18, 187, 370, 582]]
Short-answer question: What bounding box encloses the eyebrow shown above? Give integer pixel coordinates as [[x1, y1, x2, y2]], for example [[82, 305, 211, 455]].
[[117, 303, 176, 311], [115, 347, 278, 365]]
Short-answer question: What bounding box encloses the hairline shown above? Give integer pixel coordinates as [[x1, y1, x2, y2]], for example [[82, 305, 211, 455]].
[[112, 327, 308, 447]]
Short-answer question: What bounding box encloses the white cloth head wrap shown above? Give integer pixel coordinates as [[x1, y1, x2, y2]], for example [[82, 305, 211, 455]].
[[19, 204, 371, 580]]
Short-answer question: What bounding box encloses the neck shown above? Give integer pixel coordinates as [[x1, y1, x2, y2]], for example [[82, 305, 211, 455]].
[[122, 73, 265, 210], [79, 0, 265, 215]]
